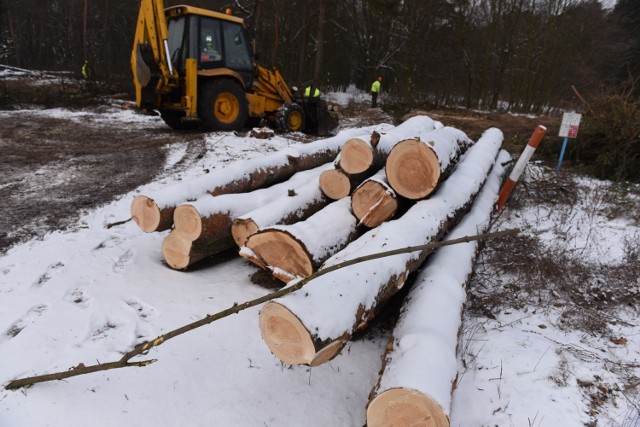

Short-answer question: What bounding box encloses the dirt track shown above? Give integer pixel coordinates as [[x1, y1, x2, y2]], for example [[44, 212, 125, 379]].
[[0, 107, 207, 254]]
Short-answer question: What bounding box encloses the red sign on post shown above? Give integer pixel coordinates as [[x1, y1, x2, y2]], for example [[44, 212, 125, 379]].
[[568, 125, 579, 138]]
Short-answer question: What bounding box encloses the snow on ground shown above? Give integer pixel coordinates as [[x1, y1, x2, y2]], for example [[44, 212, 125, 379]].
[[452, 166, 640, 427], [1, 105, 639, 427]]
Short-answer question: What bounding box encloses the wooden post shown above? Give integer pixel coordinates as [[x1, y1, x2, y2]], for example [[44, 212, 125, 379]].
[[496, 125, 546, 210]]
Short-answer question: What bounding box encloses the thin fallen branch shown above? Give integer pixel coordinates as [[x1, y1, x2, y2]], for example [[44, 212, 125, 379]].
[[4, 228, 520, 390], [105, 218, 132, 229]]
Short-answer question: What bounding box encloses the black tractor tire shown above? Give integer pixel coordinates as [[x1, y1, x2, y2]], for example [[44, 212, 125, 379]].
[[198, 79, 248, 131], [159, 109, 198, 130], [276, 103, 305, 132]]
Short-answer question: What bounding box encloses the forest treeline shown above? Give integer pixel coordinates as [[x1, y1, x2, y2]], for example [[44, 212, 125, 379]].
[[0, 0, 638, 114]]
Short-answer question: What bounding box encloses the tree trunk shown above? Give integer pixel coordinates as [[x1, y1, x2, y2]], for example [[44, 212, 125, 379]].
[[231, 179, 330, 247], [386, 127, 473, 200], [162, 164, 331, 270], [351, 169, 398, 228], [311, 0, 326, 94], [296, 2, 309, 83], [6, 6, 20, 67], [83, 0, 88, 61], [241, 197, 358, 282], [367, 149, 511, 427], [258, 128, 504, 366], [131, 126, 385, 233]]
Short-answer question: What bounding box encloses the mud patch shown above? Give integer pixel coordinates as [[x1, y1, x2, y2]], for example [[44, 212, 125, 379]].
[[0, 107, 205, 254]]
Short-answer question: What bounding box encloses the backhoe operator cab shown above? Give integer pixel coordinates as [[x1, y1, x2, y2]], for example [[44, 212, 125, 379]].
[[132, 3, 337, 134]]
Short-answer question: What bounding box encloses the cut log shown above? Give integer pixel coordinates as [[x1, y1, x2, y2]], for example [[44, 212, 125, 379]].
[[131, 124, 391, 232], [386, 127, 473, 200], [161, 230, 214, 271], [351, 169, 398, 228], [241, 197, 358, 282], [258, 128, 504, 366], [162, 164, 331, 270], [338, 136, 378, 175], [367, 149, 511, 427], [231, 179, 330, 247], [318, 168, 354, 200], [339, 115, 442, 175]]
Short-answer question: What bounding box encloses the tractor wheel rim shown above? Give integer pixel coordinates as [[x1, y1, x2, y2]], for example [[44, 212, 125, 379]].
[[214, 92, 239, 124], [288, 111, 302, 131]]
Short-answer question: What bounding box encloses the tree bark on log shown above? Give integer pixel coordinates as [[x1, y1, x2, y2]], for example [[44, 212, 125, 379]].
[[231, 179, 330, 247], [339, 115, 442, 175], [351, 169, 398, 228], [131, 125, 389, 233], [162, 164, 331, 270], [258, 128, 504, 366], [366, 149, 510, 427], [386, 127, 473, 200], [241, 197, 359, 282]]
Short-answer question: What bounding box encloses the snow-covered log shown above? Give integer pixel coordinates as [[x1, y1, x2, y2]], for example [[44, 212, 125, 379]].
[[258, 128, 504, 366], [131, 125, 390, 233], [386, 127, 473, 200], [240, 198, 358, 283], [351, 169, 398, 228], [339, 115, 442, 175], [162, 165, 331, 270], [231, 179, 331, 247], [366, 149, 511, 427]]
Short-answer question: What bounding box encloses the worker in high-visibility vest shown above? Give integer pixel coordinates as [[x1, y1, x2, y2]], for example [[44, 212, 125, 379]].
[[371, 76, 382, 108], [304, 85, 321, 98], [81, 60, 91, 79]]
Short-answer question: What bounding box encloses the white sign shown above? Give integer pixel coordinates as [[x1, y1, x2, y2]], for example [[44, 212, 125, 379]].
[[559, 112, 582, 138]]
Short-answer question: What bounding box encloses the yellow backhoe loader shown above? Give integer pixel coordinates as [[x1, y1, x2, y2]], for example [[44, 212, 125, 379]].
[[131, 0, 338, 135]]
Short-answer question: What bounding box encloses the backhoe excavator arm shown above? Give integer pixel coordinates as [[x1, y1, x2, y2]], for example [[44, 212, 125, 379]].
[[131, 0, 177, 108]]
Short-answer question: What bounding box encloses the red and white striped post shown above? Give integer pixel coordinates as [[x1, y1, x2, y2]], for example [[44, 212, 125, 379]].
[[496, 125, 547, 211]]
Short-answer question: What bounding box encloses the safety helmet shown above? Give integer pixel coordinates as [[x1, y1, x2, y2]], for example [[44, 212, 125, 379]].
[[377, 76, 382, 81]]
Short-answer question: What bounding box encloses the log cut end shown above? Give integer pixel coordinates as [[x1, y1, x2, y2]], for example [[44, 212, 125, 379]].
[[173, 204, 203, 241], [367, 388, 450, 427], [162, 231, 193, 270], [131, 195, 161, 233], [386, 139, 440, 200], [339, 138, 374, 174], [245, 230, 313, 281], [319, 169, 351, 200], [351, 180, 398, 228], [231, 218, 259, 247], [259, 302, 316, 365], [309, 339, 347, 366]]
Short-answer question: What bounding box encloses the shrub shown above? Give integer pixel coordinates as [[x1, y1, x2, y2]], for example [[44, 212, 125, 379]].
[[568, 82, 640, 182]]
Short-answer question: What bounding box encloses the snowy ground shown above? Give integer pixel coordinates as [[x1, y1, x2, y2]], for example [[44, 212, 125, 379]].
[[1, 101, 639, 426]]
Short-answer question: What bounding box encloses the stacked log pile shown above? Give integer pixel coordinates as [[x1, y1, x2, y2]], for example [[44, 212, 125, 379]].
[[258, 128, 504, 366], [162, 164, 332, 270], [130, 124, 390, 233], [319, 115, 442, 200], [243, 123, 474, 282], [129, 116, 516, 426]]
